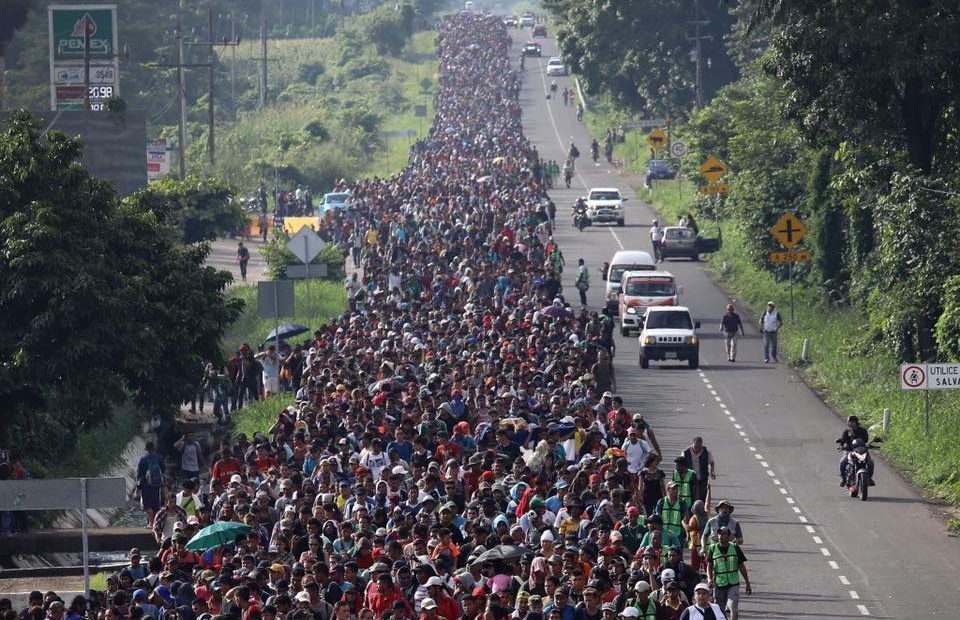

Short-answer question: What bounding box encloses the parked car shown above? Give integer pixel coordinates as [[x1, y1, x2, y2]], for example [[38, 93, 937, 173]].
[[522, 41, 542, 57], [659, 226, 699, 260], [532, 24, 547, 37], [646, 158, 676, 180], [546, 57, 567, 76]]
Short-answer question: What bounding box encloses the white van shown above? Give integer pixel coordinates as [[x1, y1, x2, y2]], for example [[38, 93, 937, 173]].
[[603, 250, 656, 315], [618, 271, 681, 336]]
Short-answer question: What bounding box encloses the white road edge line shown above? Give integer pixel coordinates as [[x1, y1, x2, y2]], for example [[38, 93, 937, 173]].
[[828, 560, 839, 569], [849, 591, 860, 600], [839, 576, 850, 585], [857, 604, 870, 615]]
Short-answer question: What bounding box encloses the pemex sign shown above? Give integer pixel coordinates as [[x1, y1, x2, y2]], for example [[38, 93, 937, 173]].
[[48, 5, 120, 110]]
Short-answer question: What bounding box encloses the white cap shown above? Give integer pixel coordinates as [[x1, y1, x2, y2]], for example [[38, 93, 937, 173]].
[[230, 474, 243, 484], [540, 530, 554, 542], [421, 598, 437, 610], [426, 576, 445, 588], [294, 592, 311, 603], [392, 466, 408, 475], [660, 568, 675, 581], [620, 609, 640, 618]]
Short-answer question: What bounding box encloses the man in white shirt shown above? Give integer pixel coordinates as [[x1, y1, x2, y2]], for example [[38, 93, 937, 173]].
[[650, 220, 663, 262], [758, 301, 783, 363], [679, 583, 727, 620], [622, 428, 649, 474]]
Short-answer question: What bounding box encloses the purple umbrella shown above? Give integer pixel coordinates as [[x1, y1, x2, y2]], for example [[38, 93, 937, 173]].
[[540, 305, 572, 318]]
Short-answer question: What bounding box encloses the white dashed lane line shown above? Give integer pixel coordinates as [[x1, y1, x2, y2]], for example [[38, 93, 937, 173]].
[[534, 57, 625, 252], [698, 368, 875, 618]]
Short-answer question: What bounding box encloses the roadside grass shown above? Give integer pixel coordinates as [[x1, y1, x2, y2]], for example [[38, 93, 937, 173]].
[[233, 394, 296, 440], [581, 92, 654, 174], [367, 32, 438, 178], [223, 280, 346, 355], [25, 403, 144, 480], [637, 181, 960, 515]]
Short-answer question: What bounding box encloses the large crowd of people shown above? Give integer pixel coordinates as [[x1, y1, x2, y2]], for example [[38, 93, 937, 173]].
[[4, 15, 751, 620]]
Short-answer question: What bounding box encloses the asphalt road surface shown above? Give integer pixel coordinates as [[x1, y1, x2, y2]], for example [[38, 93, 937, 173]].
[[515, 32, 960, 619]]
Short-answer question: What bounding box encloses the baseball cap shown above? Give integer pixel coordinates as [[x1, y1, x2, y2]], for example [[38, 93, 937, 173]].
[[620, 609, 640, 618], [421, 598, 438, 610], [634, 581, 651, 593], [294, 592, 311, 603], [426, 576, 445, 587], [694, 582, 711, 592], [659, 569, 675, 582]]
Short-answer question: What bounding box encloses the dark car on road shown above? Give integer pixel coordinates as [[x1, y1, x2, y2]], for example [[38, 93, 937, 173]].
[[646, 159, 676, 180], [522, 41, 542, 57], [532, 24, 547, 37]]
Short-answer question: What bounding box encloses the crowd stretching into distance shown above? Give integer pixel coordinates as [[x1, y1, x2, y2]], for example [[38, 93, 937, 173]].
[[2, 15, 749, 620]]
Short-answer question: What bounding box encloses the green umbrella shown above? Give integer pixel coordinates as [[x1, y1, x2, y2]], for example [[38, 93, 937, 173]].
[[185, 521, 252, 551]]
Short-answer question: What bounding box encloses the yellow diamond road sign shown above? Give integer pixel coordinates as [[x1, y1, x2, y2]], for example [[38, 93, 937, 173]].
[[699, 155, 728, 183], [771, 212, 807, 250], [646, 129, 667, 151]]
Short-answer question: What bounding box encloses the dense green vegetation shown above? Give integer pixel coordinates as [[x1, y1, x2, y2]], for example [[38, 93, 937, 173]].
[[0, 112, 243, 464], [567, 0, 960, 507], [3, 1, 441, 194]]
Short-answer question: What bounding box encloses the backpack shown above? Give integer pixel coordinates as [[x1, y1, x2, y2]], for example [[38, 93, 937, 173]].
[[145, 457, 164, 487]]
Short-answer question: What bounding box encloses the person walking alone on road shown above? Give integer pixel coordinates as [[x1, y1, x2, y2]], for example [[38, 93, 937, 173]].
[[759, 301, 783, 363], [236, 242, 250, 282], [575, 258, 590, 307], [719, 304, 745, 362], [650, 220, 664, 262]]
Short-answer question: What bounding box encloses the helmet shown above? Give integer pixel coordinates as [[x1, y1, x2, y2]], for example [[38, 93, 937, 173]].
[[652, 219, 658, 225], [851, 438, 865, 448]]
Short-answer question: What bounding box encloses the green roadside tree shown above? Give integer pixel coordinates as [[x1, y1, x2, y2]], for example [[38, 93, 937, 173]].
[[0, 111, 242, 461], [124, 176, 246, 244]]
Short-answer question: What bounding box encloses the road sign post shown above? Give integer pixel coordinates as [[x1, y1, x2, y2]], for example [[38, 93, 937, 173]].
[[257, 281, 295, 351], [670, 141, 686, 199], [286, 226, 325, 321], [0, 477, 125, 593], [770, 212, 809, 322], [898, 363, 960, 434]]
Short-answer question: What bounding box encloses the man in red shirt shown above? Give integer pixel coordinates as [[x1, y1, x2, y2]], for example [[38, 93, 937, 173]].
[[366, 573, 410, 619], [425, 577, 460, 620], [211, 449, 243, 485]]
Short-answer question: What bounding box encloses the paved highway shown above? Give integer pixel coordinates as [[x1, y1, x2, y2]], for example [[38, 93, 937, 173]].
[[515, 32, 960, 619]]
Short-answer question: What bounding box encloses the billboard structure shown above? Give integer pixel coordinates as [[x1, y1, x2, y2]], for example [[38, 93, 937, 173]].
[[48, 4, 120, 111]]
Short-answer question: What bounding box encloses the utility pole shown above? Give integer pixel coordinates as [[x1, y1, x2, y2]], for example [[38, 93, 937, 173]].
[[687, 0, 712, 109], [230, 12, 236, 110], [176, 4, 187, 178], [258, 15, 267, 108], [207, 6, 215, 166], [83, 16, 91, 110]]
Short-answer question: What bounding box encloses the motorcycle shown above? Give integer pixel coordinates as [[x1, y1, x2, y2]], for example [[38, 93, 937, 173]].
[[550, 80, 558, 94], [572, 201, 589, 230], [591, 144, 600, 163], [842, 440, 879, 501]]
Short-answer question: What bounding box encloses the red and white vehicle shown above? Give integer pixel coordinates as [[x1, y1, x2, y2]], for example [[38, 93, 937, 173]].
[[618, 270, 681, 336]]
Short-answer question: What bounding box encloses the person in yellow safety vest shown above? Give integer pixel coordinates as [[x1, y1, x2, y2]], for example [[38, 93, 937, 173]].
[[705, 528, 752, 620], [672, 456, 699, 505], [624, 581, 660, 620], [654, 482, 690, 551], [638, 515, 681, 568]]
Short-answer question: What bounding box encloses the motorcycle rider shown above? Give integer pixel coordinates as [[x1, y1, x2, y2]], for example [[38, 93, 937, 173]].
[[590, 139, 600, 163], [576, 103, 584, 123], [837, 415, 874, 486], [573, 197, 587, 230]]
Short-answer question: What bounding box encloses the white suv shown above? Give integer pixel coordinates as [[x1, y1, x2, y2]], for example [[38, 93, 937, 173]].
[[584, 187, 626, 226], [638, 306, 700, 369], [546, 57, 567, 76]]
